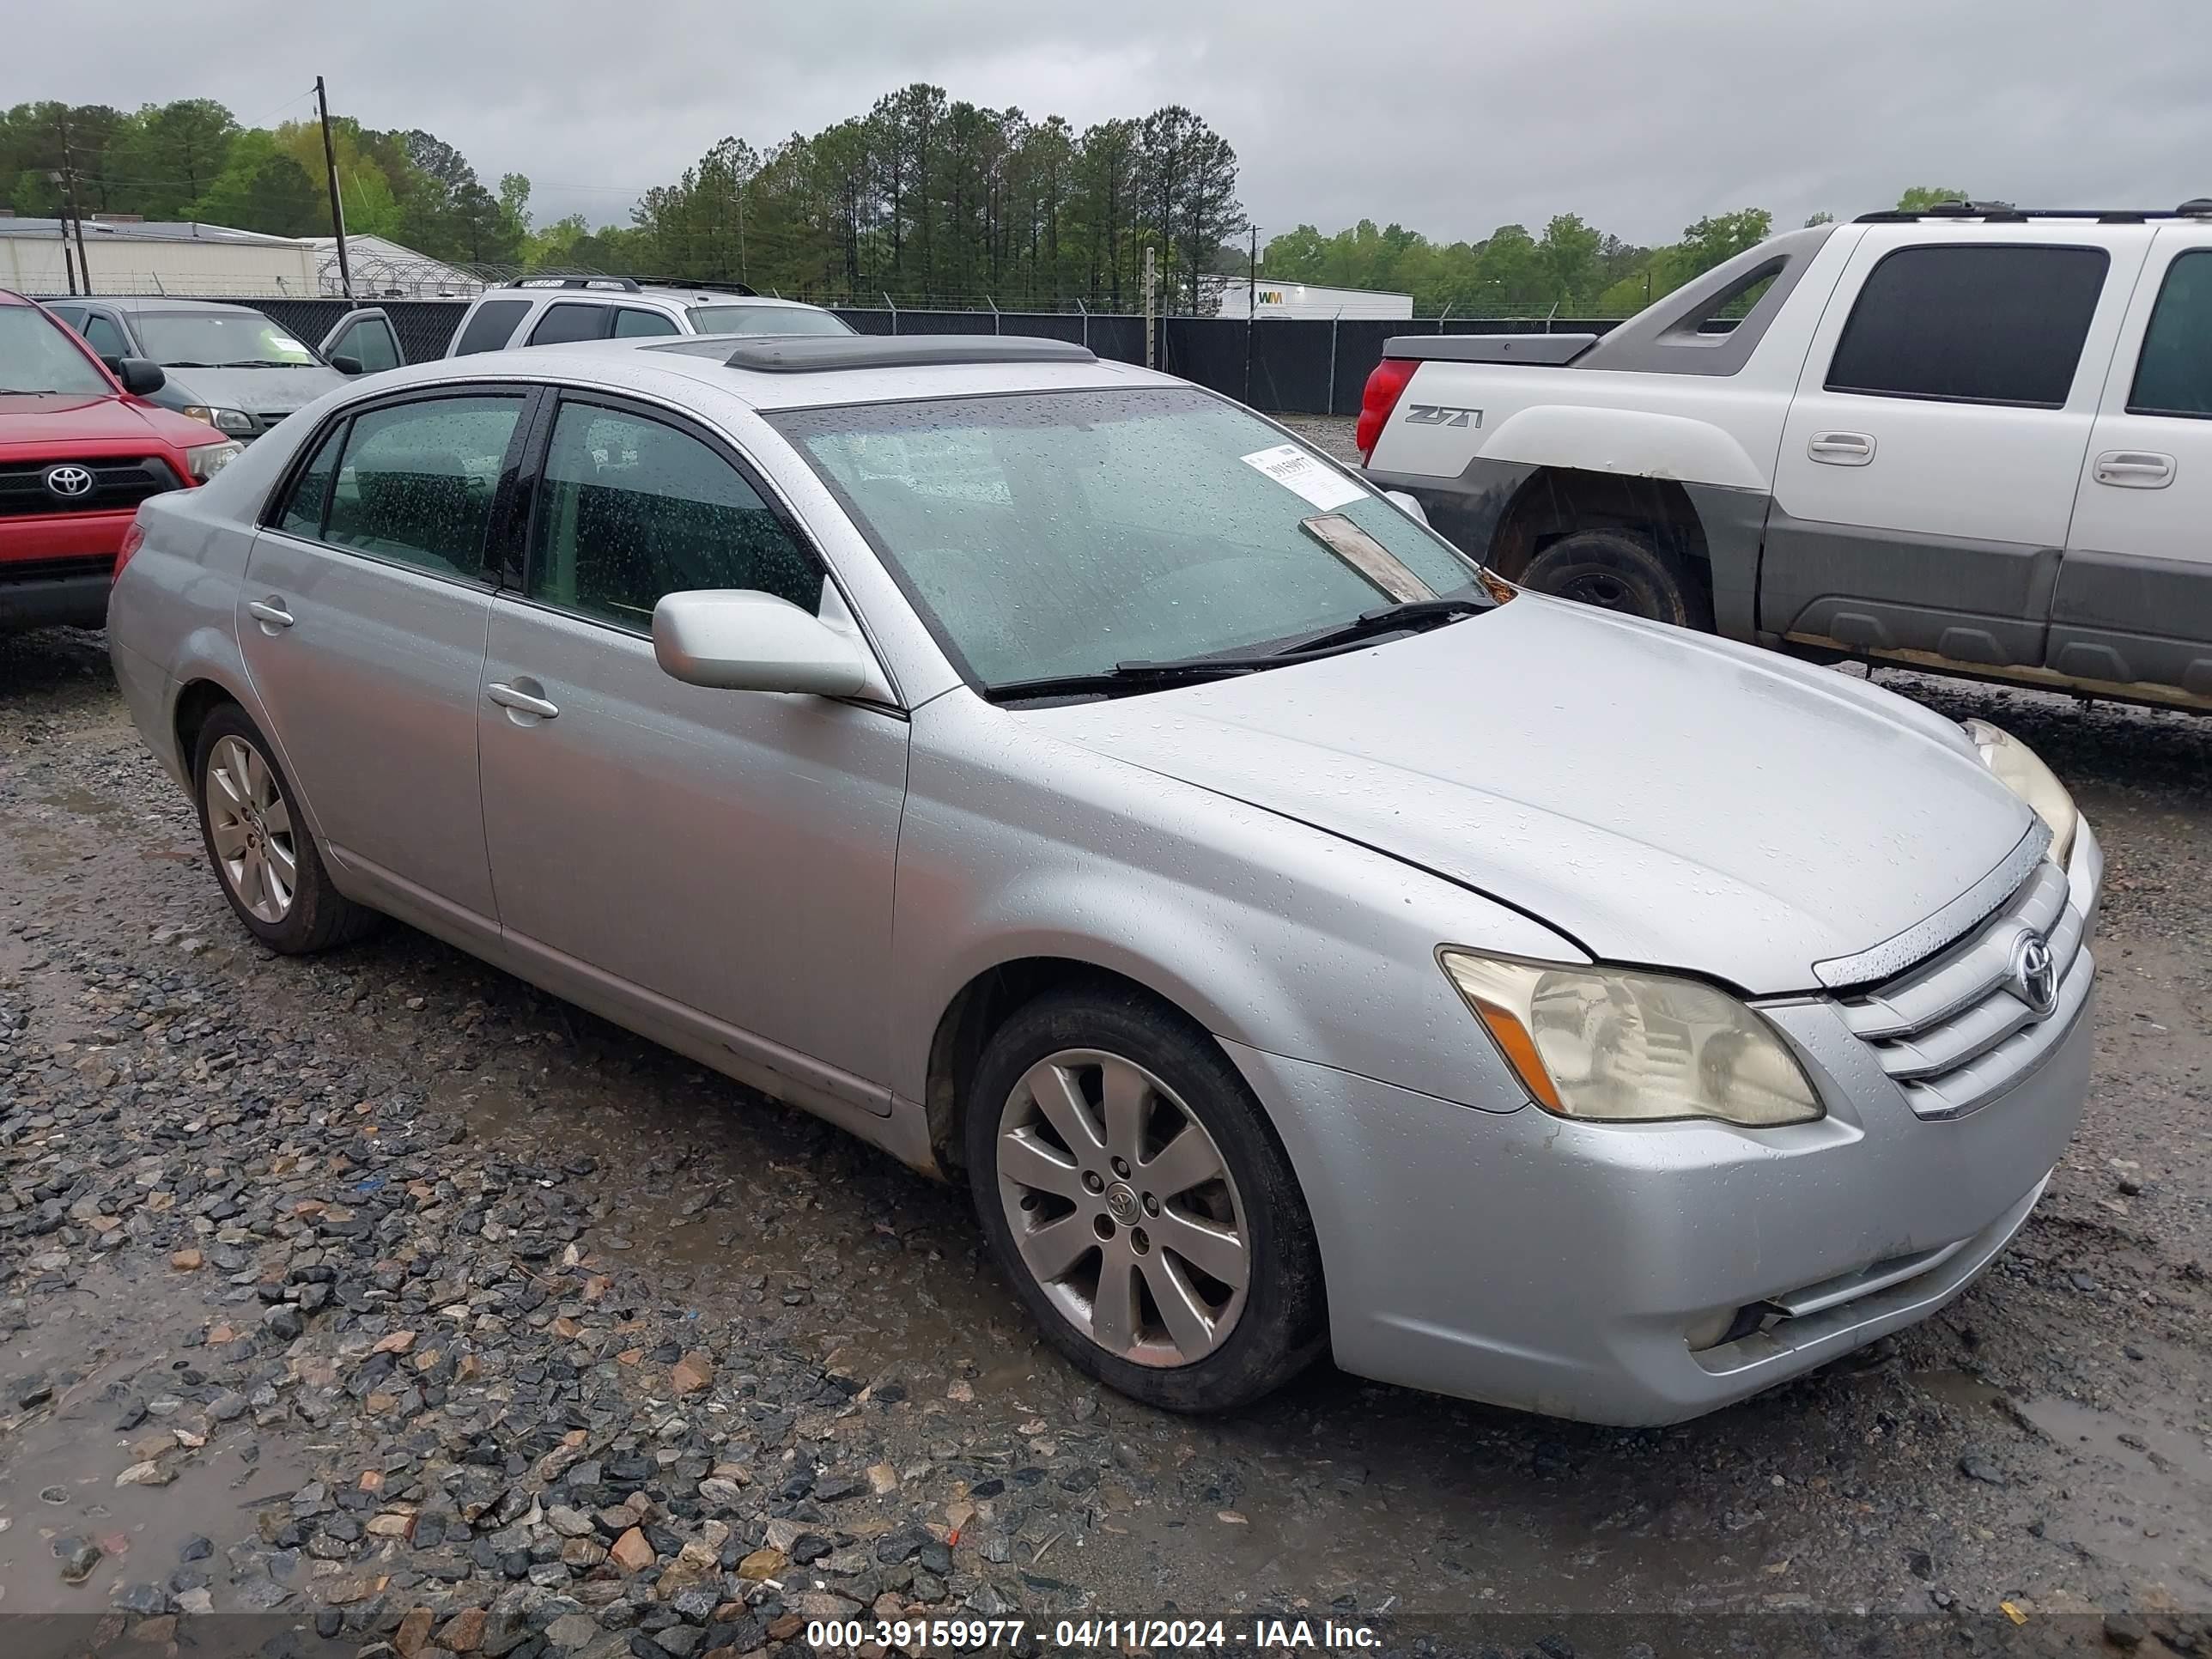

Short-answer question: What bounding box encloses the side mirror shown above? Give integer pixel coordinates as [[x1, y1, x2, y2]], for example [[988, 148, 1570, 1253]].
[[1383, 489, 1431, 526], [652, 589, 871, 696], [114, 357, 167, 396], [330, 354, 365, 376]]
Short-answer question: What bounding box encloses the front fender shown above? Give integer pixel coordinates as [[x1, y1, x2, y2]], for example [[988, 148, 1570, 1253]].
[[891, 693, 1581, 1114], [1480, 404, 1766, 491]]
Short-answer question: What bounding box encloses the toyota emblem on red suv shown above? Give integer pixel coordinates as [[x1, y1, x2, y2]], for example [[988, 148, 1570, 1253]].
[[43, 465, 94, 500]]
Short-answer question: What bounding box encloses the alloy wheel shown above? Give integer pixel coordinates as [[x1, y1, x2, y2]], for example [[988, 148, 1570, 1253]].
[[204, 734, 297, 923], [995, 1048, 1249, 1367]]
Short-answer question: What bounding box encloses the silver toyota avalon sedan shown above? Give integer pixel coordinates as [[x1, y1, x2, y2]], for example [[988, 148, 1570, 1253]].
[[106, 332, 2100, 1425]]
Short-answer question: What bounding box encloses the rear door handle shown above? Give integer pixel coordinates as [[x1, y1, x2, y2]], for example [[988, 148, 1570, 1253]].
[[2093, 449, 2175, 488], [486, 681, 560, 720], [246, 598, 295, 630], [1808, 431, 1876, 465]]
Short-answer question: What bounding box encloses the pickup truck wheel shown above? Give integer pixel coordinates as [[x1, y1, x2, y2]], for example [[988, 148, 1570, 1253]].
[[1520, 528, 1711, 629]]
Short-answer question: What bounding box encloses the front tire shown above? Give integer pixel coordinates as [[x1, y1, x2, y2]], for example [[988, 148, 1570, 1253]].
[[966, 986, 1326, 1412], [1518, 526, 1711, 629], [192, 705, 376, 954]]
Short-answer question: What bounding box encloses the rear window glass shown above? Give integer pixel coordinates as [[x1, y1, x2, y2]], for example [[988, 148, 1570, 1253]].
[[1826, 244, 2108, 408], [451, 300, 531, 356], [2129, 250, 2212, 419]]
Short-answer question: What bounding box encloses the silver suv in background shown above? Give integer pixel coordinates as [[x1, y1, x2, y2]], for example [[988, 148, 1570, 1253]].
[[443, 276, 855, 356], [44, 295, 401, 441], [107, 332, 2099, 1425]]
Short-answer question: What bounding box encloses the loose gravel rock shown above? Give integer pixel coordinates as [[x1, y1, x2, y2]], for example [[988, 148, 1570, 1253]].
[[3, 607, 2208, 1656]]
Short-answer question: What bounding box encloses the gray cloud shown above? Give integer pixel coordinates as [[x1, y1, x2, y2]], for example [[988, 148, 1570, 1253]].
[[20, 0, 2210, 248]]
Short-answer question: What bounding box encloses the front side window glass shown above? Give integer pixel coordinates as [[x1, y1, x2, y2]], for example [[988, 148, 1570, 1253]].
[[528, 402, 823, 629], [322, 396, 523, 577], [611, 308, 680, 338], [331, 317, 403, 374]]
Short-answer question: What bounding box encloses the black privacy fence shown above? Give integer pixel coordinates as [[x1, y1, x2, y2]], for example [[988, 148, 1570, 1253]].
[[76, 297, 1630, 417]]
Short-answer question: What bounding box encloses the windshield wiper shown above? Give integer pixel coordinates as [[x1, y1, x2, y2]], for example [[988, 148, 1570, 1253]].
[[1267, 595, 1490, 657], [985, 655, 1293, 704]]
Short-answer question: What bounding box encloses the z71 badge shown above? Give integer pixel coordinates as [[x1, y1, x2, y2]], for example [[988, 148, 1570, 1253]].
[[1403, 404, 1482, 428]]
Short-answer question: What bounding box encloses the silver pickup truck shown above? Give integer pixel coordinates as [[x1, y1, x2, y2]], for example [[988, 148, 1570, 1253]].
[[1359, 203, 2212, 711]]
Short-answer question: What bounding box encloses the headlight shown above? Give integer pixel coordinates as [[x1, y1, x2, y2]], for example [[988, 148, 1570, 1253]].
[[181, 404, 255, 435], [1960, 720, 2076, 865], [1438, 951, 1825, 1127], [182, 441, 245, 482]]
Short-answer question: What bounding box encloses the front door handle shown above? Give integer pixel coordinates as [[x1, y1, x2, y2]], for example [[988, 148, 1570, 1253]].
[[1808, 431, 1876, 466], [486, 681, 560, 721], [246, 598, 294, 630], [2093, 449, 2175, 489]]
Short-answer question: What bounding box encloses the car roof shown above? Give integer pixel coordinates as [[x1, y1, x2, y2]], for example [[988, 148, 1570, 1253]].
[[477, 283, 832, 312], [353, 333, 1176, 413], [90, 296, 269, 317]]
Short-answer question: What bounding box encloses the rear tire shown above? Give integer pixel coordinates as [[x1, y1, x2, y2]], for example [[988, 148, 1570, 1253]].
[[966, 985, 1327, 1413], [1519, 527, 1711, 629], [192, 704, 378, 954]]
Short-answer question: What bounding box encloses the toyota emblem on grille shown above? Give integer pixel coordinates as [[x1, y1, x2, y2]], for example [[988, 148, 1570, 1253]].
[[2006, 931, 2060, 1018], [43, 465, 94, 499]]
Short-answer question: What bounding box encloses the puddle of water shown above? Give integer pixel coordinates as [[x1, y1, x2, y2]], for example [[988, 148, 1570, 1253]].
[[0, 1263, 313, 1617]]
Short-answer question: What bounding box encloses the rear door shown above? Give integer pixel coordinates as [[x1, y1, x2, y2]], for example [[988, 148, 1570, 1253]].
[[2050, 226, 2212, 697], [1762, 229, 2146, 669], [319, 307, 404, 374], [240, 387, 532, 932]]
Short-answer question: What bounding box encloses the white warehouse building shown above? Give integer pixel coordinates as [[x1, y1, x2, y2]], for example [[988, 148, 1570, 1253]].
[[0, 217, 321, 296]]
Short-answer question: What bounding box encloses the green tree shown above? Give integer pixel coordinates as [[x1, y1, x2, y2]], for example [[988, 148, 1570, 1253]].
[[1895, 185, 1968, 211]]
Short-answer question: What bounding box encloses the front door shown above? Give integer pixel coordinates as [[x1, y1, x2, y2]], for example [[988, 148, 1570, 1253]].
[[476, 392, 908, 1097], [319, 307, 405, 374], [2049, 230, 2212, 697], [1762, 231, 2143, 670], [239, 388, 531, 927]]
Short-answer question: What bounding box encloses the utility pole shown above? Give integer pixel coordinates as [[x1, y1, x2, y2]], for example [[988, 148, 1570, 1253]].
[[1143, 245, 1157, 369], [316, 76, 354, 299], [1243, 222, 1258, 404], [46, 172, 78, 295], [56, 115, 93, 295]]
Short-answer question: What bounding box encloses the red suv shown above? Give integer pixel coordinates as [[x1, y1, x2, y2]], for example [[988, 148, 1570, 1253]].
[[2, 289, 243, 634]]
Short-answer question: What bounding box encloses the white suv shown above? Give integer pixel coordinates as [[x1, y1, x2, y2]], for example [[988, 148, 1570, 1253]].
[[443, 276, 854, 357]]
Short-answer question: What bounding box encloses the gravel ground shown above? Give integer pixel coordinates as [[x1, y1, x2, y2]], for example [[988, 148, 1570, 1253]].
[[3, 480, 2209, 1657]]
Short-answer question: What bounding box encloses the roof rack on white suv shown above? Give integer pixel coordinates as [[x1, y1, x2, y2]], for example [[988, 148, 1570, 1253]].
[[443, 276, 852, 358]]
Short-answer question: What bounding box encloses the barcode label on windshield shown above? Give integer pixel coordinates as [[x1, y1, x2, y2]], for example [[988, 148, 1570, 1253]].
[[1240, 443, 1367, 512]]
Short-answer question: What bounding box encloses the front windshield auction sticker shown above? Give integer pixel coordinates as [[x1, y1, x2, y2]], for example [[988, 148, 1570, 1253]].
[[1240, 443, 1367, 512]]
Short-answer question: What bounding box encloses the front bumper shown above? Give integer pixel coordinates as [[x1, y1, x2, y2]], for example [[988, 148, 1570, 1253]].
[[0, 512, 130, 631], [1228, 825, 2101, 1425]]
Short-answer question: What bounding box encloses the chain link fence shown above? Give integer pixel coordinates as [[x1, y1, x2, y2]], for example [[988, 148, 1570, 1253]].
[[39, 294, 1628, 416]]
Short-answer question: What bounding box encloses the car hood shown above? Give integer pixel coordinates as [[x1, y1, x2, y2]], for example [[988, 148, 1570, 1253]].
[[1030, 596, 2035, 994], [0, 390, 193, 447], [161, 365, 345, 415]]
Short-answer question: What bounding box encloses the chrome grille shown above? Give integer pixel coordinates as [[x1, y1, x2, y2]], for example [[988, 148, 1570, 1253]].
[[1839, 857, 2093, 1118]]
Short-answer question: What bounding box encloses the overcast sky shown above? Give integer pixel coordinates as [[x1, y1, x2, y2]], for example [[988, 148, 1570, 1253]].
[[20, 0, 2210, 249]]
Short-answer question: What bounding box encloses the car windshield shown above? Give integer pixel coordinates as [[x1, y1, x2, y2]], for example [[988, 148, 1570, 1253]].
[[773, 386, 1484, 690], [0, 307, 112, 395], [687, 305, 855, 337], [132, 312, 319, 368]]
